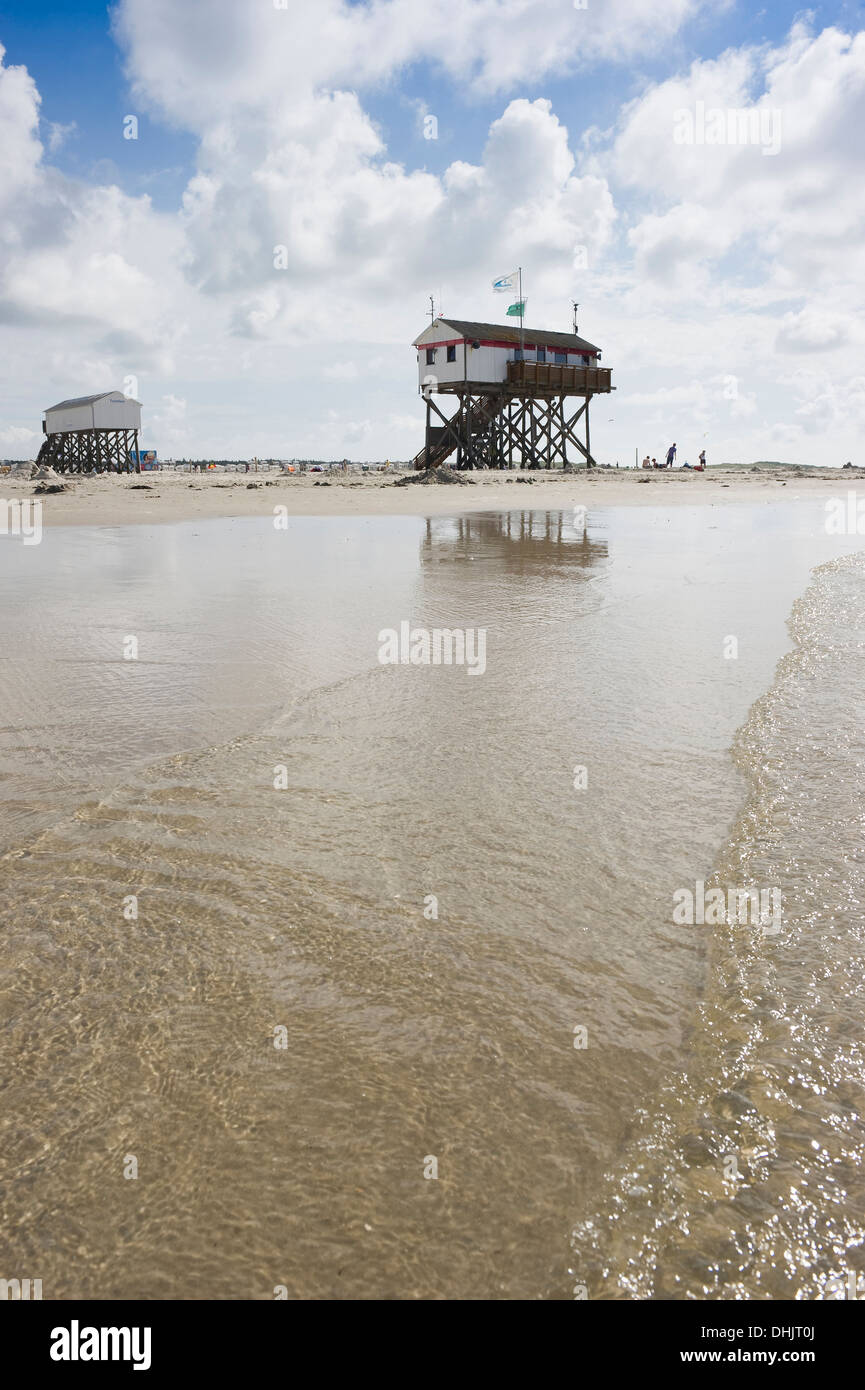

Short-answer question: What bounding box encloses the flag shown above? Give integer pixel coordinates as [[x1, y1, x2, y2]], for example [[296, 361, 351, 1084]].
[[492, 271, 518, 294], [506, 299, 527, 317]]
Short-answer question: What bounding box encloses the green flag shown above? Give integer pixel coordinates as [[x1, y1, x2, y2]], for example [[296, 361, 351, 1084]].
[[506, 300, 526, 316]]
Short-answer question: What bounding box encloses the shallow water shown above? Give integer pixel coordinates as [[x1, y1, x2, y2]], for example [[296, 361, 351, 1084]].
[[570, 547, 865, 1300], [0, 501, 862, 1299]]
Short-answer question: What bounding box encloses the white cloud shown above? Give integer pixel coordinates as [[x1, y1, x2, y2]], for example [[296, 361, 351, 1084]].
[[0, 49, 188, 365], [0, 421, 39, 451], [594, 21, 865, 463], [776, 308, 850, 354], [323, 361, 360, 381], [150, 392, 188, 445], [613, 23, 865, 298], [46, 120, 76, 153], [0, 43, 46, 239], [114, 0, 710, 121]]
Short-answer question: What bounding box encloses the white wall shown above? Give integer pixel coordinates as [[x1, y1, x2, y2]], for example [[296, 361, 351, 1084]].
[[416, 335, 510, 391], [92, 395, 141, 431], [45, 395, 141, 435], [415, 321, 598, 392], [468, 345, 507, 383], [45, 403, 96, 434], [417, 343, 469, 390]]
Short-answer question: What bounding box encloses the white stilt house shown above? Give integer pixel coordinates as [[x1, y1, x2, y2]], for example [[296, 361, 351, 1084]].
[[36, 392, 142, 473], [411, 318, 613, 469]]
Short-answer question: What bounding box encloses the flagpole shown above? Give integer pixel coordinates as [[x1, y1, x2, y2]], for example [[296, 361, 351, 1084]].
[[518, 266, 524, 361]]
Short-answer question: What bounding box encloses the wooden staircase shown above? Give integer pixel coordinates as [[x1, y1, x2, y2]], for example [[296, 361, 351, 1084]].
[[33, 436, 66, 471], [412, 394, 506, 470]]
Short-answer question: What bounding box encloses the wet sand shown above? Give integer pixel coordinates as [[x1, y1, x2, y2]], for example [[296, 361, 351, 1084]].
[[4, 465, 864, 528], [2, 501, 864, 1298]]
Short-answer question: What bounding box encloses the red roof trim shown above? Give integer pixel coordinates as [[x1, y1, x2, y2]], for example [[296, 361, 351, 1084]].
[[419, 338, 598, 355]]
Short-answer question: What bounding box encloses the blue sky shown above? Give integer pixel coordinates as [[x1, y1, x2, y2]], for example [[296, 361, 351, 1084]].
[[1, 0, 865, 463], [0, 0, 196, 207]]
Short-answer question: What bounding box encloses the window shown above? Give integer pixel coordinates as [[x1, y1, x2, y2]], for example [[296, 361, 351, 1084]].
[[537, 347, 546, 363], [446, 345, 457, 363], [426, 347, 436, 365], [514, 349, 524, 362], [554, 351, 567, 364]]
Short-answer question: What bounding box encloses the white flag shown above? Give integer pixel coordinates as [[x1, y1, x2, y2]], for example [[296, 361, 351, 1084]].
[[492, 271, 518, 294]]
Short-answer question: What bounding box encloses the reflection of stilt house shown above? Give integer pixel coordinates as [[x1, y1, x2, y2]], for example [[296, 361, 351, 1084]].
[[412, 319, 613, 470], [421, 511, 608, 576], [35, 392, 142, 473]]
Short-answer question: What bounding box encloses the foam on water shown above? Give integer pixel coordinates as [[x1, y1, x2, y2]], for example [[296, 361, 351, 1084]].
[[571, 550, 865, 1299]]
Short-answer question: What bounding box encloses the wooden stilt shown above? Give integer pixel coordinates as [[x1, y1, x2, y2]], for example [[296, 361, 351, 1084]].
[[413, 361, 611, 471]]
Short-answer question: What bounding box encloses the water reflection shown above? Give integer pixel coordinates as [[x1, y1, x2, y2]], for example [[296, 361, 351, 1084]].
[[420, 510, 608, 574]]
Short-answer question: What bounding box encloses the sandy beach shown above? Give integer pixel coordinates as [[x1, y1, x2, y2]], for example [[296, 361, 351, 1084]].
[[4, 464, 864, 527]]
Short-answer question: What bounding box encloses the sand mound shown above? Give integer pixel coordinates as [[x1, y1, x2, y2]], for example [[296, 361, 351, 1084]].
[[394, 466, 475, 486]]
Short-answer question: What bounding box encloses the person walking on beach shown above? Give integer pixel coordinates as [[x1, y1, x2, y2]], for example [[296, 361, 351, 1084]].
[[666, 443, 676, 468]]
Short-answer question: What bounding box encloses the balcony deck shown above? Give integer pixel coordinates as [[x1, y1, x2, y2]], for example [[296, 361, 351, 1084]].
[[506, 360, 612, 395]]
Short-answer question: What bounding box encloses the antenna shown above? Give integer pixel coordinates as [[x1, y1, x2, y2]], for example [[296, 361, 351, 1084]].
[[429, 295, 436, 326], [572, 301, 579, 335]]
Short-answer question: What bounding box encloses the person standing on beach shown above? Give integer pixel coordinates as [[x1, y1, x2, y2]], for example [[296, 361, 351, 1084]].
[[698, 449, 706, 470], [666, 443, 676, 468]]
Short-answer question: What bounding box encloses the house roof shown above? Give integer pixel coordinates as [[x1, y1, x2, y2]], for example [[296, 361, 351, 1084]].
[[44, 392, 142, 412], [415, 318, 601, 353]]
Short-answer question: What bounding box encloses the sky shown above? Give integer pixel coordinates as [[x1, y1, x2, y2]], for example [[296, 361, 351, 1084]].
[[1, 0, 865, 464]]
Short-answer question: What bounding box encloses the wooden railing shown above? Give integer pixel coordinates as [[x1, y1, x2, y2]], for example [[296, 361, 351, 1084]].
[[506, 361, 612, 394]]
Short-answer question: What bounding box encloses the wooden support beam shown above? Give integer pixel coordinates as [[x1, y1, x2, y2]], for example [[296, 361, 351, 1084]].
[[416, 374, 607, 471]]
